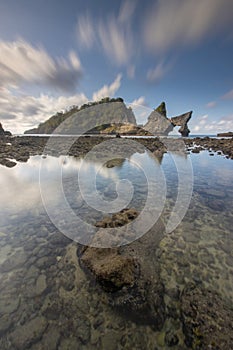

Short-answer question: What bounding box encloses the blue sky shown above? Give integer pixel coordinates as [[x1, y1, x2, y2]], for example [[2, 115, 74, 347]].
[[0, 0, 233, 134]]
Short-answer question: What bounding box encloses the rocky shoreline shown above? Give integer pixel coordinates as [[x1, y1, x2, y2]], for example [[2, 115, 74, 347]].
[[0, 135, 233, 168], [0, 135, 233, 349]]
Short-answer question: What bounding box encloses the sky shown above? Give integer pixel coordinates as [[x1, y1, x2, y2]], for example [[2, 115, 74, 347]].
[[0, 0, 233, 134]]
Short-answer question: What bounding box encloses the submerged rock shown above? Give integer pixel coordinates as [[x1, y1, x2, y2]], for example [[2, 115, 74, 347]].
[[9, 316, 48, 349], [181, 283, 233, 349], [78, 209, 165, 329]]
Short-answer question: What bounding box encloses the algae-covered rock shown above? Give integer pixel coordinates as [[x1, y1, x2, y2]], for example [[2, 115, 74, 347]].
[[181, 284, 233, 349], [78, 210, 166, 329], [80, 247, 137, 291]]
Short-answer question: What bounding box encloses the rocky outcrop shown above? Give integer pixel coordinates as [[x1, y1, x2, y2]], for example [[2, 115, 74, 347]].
[[25, 98, 136, 135], [0, 123, 12, 137], [171, 111, 192, 137], [144, 102, 192, 137], [99, 123, 151, 136], [78, 209, 165, 328], [144, 102, 174, 135]]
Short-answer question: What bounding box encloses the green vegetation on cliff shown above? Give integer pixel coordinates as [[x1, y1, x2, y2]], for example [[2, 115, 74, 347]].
[[24, 97, 131, 134]]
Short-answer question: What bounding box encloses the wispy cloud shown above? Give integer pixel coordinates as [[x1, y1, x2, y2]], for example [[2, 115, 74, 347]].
[[76, 14, 96, 49], [143, 0, 233, 53], [146, 61, 172, 83], [206, 101, 217, 108], [92, 74, 122, 101], [222, 89, 233, 100], [127, 65, 135, 79], [0, 39, 82, 92], [76, 1, 136, 66]]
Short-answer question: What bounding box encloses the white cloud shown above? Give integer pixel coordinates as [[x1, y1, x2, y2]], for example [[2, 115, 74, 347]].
[[143, 0, 233, 53], [206, 101, 217, 108], [118, 0, 136, 23], [0, 88, 88, 133], [222, 89, 233, 100], [92, 74, 122, 101], [147, 61, 171, 83], [76, 2, 136, 66], [0, 39, 82, 92], [76, 14, 96, 49], [130, 96, 146, 106], [190, 114, 233, 134], [129, 96, 150, 124], [193, 125, 200, 132], [98, 16, 134, 66]]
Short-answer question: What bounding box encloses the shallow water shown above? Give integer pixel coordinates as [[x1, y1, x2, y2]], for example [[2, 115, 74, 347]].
[[0, 149, 232, 349]]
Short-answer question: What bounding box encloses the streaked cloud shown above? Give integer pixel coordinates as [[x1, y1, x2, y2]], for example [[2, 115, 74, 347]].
[[127, 65, 135, 79], [0, 39, 82, 92], [92, 74, 122, 101], [206, 101, 217, 108], [76, 1, 136, 66], [76, 14, 95, 49], [143, 0, 233, 53], [147, 61, 171, 83], [118, 0, 137, 23], [222, 89, 233, 100]]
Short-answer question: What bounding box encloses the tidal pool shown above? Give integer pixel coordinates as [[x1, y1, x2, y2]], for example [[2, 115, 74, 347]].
[[0, 149, 232, 349]]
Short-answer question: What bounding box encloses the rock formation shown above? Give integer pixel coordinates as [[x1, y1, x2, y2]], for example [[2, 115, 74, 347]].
[[0, 123, 12, 139], [77, 209, 165, 328], [144, 102, 174, 135], [25, 98, 136, 135], [171, 111, 192, 137], [0, 123, 12, 137], [144, 102, 192, 137]]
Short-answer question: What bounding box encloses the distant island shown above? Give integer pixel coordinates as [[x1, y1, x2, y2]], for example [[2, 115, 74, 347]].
[[217, 132, 233, 137], [24, 98, 192, 137]]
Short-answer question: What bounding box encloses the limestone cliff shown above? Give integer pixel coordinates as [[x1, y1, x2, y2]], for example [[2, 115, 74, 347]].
[[25, 98, 136, 135], [144, 102, 192, 136], [144, 102, 173, 135]]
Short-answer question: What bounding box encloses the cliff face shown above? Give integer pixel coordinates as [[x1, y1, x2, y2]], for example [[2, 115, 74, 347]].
[[144, 102, 192, 136], [24, 98, 192, 136], [25, 99, 136, 135], [144, 102, 174, 135]]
